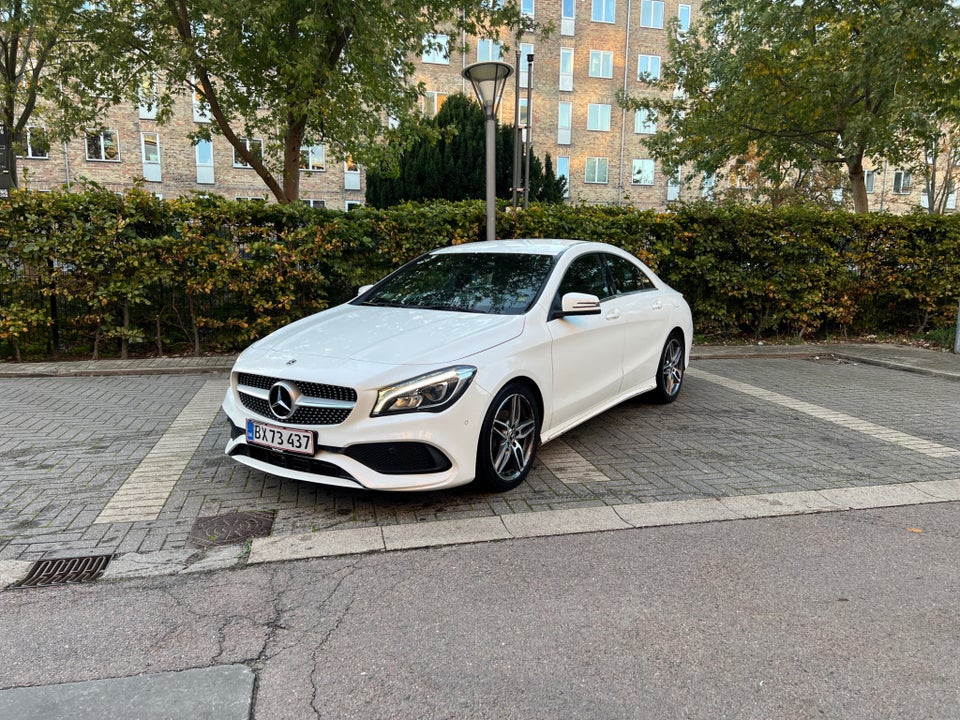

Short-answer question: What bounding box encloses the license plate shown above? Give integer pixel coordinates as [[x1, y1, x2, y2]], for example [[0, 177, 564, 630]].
[[246, 420, 316, 456]]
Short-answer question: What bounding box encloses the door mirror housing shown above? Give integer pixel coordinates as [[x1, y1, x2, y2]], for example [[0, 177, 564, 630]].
[[552, 292, 602, 319]]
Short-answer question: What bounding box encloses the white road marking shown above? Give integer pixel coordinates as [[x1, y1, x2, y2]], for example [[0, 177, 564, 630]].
[[688, 367, 960, 459], [94, 380, 225, 524]]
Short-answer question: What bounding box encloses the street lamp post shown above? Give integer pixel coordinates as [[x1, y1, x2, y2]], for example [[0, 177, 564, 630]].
[[462, 61, 513, 241]]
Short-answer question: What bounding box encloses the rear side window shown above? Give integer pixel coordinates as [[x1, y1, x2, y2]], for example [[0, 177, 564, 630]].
[[558, 253, 614, 299], [605, 254, 655, 294]]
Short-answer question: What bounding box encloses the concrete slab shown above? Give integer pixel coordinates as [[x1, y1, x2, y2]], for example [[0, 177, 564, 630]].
[[102, 549, 199, 580], [0, 559, 33, 589], [501, 506, 630, 538], [382, 517, 510, 551], [718, 490, 844, 518], [0, 665, 254, 720], [248, 527, 384, 564], [615, 498, 740, 527], [819, 483, 936, 509]]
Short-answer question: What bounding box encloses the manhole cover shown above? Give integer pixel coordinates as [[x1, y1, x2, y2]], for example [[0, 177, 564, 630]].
[[187, 510, 276, 548], [11, 554, 112, 589]]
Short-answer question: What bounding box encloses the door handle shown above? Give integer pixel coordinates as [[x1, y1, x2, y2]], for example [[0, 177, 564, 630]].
[[606, 309, 621, 320]]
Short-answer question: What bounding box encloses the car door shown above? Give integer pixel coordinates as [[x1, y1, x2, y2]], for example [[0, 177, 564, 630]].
[[604, 253, 673, 393], [547, 252, 625, 428]]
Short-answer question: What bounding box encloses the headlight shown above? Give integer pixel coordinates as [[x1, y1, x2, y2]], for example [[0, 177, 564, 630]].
[[372, 366, 477, 416]]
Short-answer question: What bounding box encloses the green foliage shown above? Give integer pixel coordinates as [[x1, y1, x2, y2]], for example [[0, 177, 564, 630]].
[[620, 0, 960, 213], [102, 0, 523, 203], [366, 93, 568, 208], [1, 190, 959, 360]]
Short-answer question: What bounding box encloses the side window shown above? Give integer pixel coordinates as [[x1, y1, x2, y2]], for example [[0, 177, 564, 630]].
[[558, 254, 613, 300], [606, 254, 656, 294]]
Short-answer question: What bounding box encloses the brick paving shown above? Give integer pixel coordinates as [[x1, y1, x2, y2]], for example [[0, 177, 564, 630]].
[[1, 346, 958, 562]]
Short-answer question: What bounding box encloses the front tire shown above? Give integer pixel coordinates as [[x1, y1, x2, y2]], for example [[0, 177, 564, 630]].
[[475, 382, 541, 492], [651, 333, 685, 404]]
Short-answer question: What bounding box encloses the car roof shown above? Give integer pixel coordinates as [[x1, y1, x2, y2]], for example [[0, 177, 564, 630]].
[[433, 239, 589, 257]]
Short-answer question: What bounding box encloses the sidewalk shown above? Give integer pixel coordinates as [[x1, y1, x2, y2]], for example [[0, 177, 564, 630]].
[[1, 342, 957, 380]]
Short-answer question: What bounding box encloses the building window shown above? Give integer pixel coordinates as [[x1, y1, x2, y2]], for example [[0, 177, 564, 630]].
[[631, 158, 655, 185], [557, 102, 572, 145], [893, 170, 912, 194], [301, 198, 326, 208], [561, 0, 575, 34], [138, 76, 158, 120], [519, 43, 534, 88], [701, 173, 716, 198], [667, 174, 681, 201], [22, 127, 49, 159], [559, 47, 574, 91], [422, 34, 449, 64], [638, 54, 661, 81], [140, 132, 161, 182], [585, 157, 609, 184], [678, 4, 691, 32], [591, 0, 615, 23], [556, 156, 571, 197], [478, 39, 502, 62], [192, 83, 210, 123], [233, 138, 262, 168], [589, 50, 614, 79], [587, 103, 611, 131], [640, 0, 664, 28], [521, 0, 534, 17], [424, 91, 447, 118], [345, 159, 361, 191], [300, 145, 326, 172], [195, 140, 214, 184], [634, 109, 657, 134], [864, 170, 875, 193], [85, 130, 119, 161], [345, 201, 363, 211]]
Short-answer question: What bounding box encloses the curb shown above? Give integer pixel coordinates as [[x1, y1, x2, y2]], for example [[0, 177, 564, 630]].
[[3, 479, 958, 589]]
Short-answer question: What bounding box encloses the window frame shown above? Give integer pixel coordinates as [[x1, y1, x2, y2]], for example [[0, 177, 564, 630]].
[[640, 0, 665, 28], [233, 138, 263, 169], [631, 158, 655, 186], [585, 157, 609, 184], [85, 129, 120, 162], [587, 103, 612, 132], [589, 50, 614, 79]]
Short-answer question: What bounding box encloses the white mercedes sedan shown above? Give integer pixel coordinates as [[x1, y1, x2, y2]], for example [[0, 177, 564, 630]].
[[222, 239, 693, 492]]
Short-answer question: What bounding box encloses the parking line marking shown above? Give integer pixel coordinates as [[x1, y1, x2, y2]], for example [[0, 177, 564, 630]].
[[537, 440, 611, 483], [689, 368, 960, 459], [94, 380, 225, 524]]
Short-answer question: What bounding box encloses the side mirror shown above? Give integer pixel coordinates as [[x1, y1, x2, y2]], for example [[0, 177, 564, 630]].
[[357, 284, 374, 297], [553, 292, 602, 319]]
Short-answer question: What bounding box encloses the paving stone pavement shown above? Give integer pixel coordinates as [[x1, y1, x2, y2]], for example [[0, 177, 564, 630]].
[[0, 343, 958, 581]]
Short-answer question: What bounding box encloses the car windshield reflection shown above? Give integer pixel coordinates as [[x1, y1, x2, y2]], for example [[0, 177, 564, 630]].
[[357, 252, 554, 315]]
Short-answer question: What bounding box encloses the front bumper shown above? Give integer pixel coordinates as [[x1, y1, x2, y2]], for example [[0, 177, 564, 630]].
[[221, 382, 491, 492]]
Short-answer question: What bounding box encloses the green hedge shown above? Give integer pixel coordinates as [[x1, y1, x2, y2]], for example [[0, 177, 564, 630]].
[[1, 187, 958, 360]]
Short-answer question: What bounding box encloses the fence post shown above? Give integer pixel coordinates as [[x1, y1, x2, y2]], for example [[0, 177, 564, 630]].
[[954, 301, 960, 354]]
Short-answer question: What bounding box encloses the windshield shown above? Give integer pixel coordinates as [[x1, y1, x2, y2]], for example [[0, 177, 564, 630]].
[[358, 252, 555, 315]]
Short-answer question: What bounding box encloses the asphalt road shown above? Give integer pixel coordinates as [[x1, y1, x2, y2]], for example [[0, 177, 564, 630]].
[[2, 502, 959, 719]]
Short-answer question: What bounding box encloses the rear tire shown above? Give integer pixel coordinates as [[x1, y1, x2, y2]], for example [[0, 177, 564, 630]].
[[651, 333, 685, 404], [475, 382, 541, 492]]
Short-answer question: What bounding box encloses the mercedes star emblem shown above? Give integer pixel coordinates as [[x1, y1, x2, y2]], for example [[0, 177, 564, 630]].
[[268, 382, 298, 420]]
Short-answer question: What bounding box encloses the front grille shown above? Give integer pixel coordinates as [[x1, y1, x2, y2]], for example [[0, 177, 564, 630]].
[[232, 444, 358, 482], [344, 442, 451, 475], [237, 373, 357, 402], [236, 372, 357, 425]]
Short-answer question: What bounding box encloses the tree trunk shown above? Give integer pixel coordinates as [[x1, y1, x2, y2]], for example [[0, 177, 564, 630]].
[[847, 157, 869, 214], [282, 114, 308, 203]]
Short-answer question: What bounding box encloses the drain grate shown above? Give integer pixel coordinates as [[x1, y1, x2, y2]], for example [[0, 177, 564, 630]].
[[187, 510, 276, 549], [11, 554, 112, 589]]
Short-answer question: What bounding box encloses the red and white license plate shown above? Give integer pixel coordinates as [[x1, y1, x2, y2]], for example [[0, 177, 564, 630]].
[[246, 420, 315, 455]]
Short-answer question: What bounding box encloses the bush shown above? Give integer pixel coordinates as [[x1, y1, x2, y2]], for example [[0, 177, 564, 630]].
[[1, 190, 958, 360]]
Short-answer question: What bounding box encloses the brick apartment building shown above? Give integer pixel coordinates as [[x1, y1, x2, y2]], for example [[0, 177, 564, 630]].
[[11, 0, 948, 214]]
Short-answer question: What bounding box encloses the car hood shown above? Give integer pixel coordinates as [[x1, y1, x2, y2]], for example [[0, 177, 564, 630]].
[[247, 304, 525, 367]]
